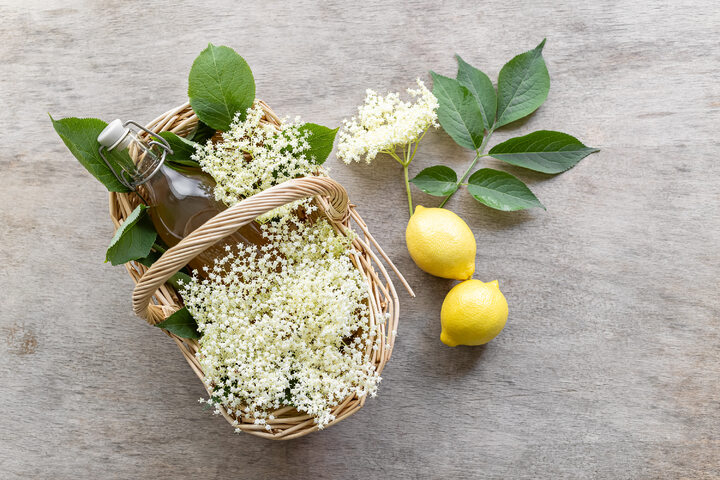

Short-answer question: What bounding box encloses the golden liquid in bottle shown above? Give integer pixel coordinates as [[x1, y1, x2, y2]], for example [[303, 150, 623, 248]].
[[140, 163, 266, 273]]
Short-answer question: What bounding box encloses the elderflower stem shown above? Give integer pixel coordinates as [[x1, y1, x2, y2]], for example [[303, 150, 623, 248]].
[[382, 147, 416, 216], [402, 140, 423, 217], [410, 128, 429, 162], [383, 149, 405, 165], [403, 162, 413, 217], [439, 127, 494, 208]]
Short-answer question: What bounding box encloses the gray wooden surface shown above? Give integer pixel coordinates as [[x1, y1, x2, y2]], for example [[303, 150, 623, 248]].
[[1, 1, 719, 478]]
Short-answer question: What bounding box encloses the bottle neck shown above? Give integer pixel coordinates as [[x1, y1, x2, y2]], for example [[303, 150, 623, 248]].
[[119, 130, 166, 188]]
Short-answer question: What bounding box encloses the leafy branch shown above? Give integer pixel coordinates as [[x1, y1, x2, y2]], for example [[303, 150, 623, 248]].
[[413, 40, 599, 211]]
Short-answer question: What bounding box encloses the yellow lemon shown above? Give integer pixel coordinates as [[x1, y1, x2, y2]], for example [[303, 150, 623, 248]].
[[405, 205, 476, 280], [440, 279, 508, 346]]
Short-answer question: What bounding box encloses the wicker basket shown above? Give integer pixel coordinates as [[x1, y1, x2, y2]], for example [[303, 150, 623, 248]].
[[108, 101, 410, 440]]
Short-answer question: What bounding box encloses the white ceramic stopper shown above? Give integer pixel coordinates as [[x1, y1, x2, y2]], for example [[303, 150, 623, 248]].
[[97, 119, 130, 150]]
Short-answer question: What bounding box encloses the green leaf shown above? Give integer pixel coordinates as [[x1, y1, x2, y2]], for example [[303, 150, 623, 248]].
[[190, 120, 216, 144], [430, 72, 485, 150], [455, 55, 496, 130], [467, 168, 545, 211], [136, 250, 192, 292], [155, 307, 200, 339], [410, 166, 458, 196], [300, 123, 338, 164], [105, 205, 157, 266], [50, 115, 132, 192], [489, 130, 599, 174], [495, 39, 550, 128], [158, 131, 200, 167], [188, 44, 256, 131]]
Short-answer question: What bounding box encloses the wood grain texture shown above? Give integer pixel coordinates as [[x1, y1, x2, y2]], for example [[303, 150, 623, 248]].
[[1, 0, 719, 478]]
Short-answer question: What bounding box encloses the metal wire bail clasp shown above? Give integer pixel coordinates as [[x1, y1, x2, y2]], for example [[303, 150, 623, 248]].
[[98, 120, 174, 191]]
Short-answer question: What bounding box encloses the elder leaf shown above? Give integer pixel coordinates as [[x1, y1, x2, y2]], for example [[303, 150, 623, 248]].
[[489, 130, 599, 174], [495, 39, 550, 128], [467, 168, 545, 211], [300, 123, 338, 164], [455, 55, 496, 130], [410, 166, 458, 196], [155, 307, 200, 339], [158, 131, 200, 167], [105, 205, 157, 266], [50, 115, 132, 192], [430, 72, 485, 150], [188, 44, 255, 131]]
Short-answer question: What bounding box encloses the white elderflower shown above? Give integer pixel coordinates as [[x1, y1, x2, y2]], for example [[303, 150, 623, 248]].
[[337, 79, 438, 164], [337, 79, 438, 216], [183, 208, 381, 429], [192, 103, 318, 220]]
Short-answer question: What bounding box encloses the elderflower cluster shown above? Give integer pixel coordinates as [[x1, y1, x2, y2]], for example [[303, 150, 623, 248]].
[[192, 103, 317, 219], [337, 79, 439, 164], [182, 206, 382, 429]]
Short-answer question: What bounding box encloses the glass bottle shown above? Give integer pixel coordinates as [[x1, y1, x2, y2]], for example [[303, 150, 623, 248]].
[[97, 119, 265, 273]]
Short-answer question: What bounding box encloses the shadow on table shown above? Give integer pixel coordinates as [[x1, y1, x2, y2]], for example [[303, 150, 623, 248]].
[[422, 341, 490, 378]]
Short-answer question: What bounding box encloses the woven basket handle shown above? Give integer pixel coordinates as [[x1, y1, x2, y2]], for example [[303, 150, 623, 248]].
[[132, 176, 349, 321]]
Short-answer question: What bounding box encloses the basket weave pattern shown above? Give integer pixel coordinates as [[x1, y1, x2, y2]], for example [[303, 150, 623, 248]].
[[108, 102, 405, 440]]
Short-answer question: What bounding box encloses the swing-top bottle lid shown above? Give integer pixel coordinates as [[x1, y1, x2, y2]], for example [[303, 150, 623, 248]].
[[98, 119, 130, 150]]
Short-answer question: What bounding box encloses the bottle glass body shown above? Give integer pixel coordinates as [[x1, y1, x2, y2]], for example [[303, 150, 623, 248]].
[[140, 162, 266, 273]]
